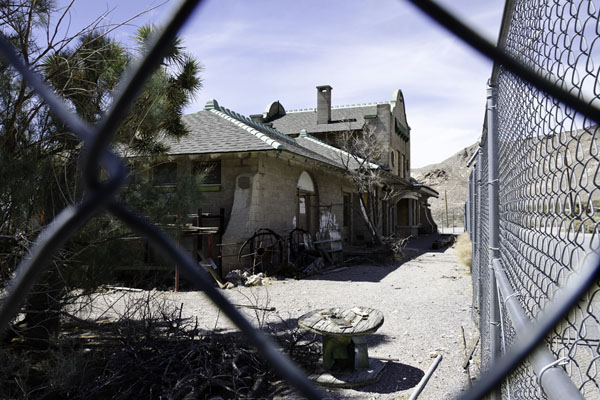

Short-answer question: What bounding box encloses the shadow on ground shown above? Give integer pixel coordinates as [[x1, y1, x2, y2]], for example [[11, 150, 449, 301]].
[[360, 361, 424, 393], [262, 316, 421, 395], [303, 233, 454, 283]]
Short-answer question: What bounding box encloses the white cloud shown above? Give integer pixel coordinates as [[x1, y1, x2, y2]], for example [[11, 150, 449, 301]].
[[178, 0, 503, 167], [54, 0, 504, 167]]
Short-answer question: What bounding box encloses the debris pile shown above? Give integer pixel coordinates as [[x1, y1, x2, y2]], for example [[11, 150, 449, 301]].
[[432, 234, 455, 250], [220, 227, 344, 287], [223, 270, 273, 289], [287, 228, 322, 277], [300, 257, 324, 276], [0, 293, 316, 399]]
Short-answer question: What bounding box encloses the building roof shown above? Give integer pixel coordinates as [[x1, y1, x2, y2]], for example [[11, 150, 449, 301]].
[[162, 110, 276, 154], [160, 100, 343, 169], [295, 130, 378, 171], [271, 104, 384, 134], [155, 98, 434, 196]]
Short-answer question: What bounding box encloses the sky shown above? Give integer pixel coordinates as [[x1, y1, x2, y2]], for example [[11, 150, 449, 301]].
[[54, 0, 505, 168]]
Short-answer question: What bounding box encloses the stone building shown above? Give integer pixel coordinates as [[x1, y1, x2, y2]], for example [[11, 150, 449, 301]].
[[253, 86, 437, 240], [137, 87, 437, 274]]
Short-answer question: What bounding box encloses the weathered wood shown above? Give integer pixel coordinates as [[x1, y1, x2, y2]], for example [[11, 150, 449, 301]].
[[299, 307, 384, 378], [197, 251, 226, 289], [298, 307, 384, 337], [233, 304, 276, 312], [463, 335, 480, 369]]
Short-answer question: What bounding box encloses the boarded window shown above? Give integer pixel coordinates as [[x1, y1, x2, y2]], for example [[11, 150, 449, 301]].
[[152, 162, 177, 185], [299, 197, 306, 214]]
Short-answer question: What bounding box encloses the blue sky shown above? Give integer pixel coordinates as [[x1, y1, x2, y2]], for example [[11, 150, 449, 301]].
[[55, 0, 505, 168]]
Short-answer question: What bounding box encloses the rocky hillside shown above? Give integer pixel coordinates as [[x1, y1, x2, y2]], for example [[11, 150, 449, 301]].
[[412, 142, 479, 229]]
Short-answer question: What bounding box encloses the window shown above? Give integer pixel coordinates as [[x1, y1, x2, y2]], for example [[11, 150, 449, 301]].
[[152, 162, 177, 186], [127, 162, 141, 185], [399, 153, 405, 178], [194, 160, 221, 190], [390, 151, 395, 167]]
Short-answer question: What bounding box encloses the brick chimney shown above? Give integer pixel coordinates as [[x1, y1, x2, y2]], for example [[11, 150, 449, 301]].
[[316, 85, 332, 124]]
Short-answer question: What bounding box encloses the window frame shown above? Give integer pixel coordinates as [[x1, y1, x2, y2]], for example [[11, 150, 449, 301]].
[[193, 160, 222, 191]]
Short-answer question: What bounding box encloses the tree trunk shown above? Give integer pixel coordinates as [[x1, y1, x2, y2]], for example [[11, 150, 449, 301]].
[[19, 266, 63, 347], [357, 192, 382, 245]]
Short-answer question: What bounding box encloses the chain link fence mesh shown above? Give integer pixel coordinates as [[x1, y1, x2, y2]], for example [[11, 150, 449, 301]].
[[467, 0, 600, 398], [479, 134, 493, 372], [2, 0, 600, 398]]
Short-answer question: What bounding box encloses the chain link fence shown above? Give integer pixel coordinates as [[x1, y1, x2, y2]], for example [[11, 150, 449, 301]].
[[466, 0, 600, 398], [2, 0, 600, 398]]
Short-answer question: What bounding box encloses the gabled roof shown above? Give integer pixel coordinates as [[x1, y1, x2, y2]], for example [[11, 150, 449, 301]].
[[161, 110, 276, 154], [295, 130, 379, 171], [155, 99, 434, 195], [160, 100, 343, 168], [271, 104, 384, 135]]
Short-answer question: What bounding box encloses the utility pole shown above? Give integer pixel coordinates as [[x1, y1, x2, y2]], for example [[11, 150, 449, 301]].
[[444, 190, 449, 230]]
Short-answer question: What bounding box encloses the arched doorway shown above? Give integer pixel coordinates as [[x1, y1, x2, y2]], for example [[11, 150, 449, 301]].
[[297, 171, 318, 234]]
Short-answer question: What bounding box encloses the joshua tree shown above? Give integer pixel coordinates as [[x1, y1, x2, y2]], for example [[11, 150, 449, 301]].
[[0, 1, 202, 343]]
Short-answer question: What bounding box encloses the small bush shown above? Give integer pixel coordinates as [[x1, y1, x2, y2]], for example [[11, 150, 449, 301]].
[[455, 233, 472, 272]]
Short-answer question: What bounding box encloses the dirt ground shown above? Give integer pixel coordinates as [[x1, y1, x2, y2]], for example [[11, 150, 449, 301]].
[[93, 234, 479, 399]]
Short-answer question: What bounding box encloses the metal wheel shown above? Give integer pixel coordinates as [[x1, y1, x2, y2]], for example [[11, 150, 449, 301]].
[[237, 228, 284, 275]]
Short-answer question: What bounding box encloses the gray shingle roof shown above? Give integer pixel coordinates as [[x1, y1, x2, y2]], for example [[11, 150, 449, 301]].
[[154, 100, 427, 192], [295, 132, 380, 171], [160, 101, 346, 169], [271, 105, 380, 134], [161, 111, 276, 154]]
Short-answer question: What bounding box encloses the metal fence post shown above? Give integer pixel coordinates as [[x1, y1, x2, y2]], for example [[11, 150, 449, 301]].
[[492, 259, 584, 400], [486, 83, 501, 399], [475, 152, 482, 324]]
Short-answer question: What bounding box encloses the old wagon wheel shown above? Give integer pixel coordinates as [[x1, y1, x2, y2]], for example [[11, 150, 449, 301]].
[[288, 228, 321, 276], [238, 229, 284, 275], [288, 228, 313, 259]]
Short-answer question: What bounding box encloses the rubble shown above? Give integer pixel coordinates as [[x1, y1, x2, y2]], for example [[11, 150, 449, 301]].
[[223, 270, 273, 288]]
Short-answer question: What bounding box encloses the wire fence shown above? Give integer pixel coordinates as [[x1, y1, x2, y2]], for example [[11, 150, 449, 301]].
[[1, 0, 600, 398], [466, 0, 600, 398]]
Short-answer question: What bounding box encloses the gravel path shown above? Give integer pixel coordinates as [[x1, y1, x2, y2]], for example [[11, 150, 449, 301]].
[[94, 234, 478, 399]]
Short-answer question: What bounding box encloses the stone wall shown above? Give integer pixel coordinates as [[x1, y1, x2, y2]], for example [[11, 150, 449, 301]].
[[219, 152, 354, 274], [186, 153, 259, 217]]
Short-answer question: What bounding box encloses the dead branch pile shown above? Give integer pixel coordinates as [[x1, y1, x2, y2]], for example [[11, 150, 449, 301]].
[[384, 235, 413, 258], [0, 293, 319, 399]]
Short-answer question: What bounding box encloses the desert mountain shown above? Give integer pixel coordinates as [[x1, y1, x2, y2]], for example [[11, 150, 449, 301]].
[[412, 142, 479, 229]]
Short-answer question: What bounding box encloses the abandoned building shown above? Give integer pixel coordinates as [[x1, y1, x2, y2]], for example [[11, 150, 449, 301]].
[[253, 86, 434, 238], [133, 86, 438, 275]]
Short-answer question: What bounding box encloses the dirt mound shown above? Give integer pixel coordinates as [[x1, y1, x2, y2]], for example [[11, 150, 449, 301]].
[[421, 168, 450, 185], [412, 142, 479, 228]]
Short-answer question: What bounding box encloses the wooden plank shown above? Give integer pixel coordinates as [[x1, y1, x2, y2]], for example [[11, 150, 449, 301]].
[[298, 307, 383, 337], [197, 251, 226, 289]]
